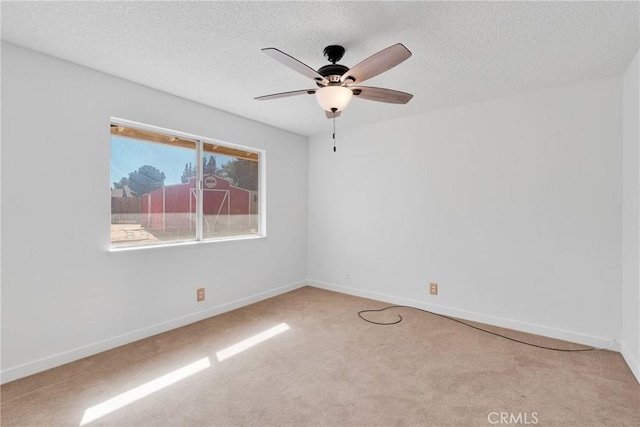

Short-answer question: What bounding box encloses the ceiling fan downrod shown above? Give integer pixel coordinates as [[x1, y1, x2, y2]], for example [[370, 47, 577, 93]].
[[323, 45, 345, 64]]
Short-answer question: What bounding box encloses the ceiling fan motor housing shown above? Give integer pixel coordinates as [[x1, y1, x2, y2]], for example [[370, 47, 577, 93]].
[[317, 45, 354, 85], [317, 64, 349, 84]]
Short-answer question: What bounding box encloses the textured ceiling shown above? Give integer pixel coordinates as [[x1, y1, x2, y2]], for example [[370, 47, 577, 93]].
[[2, 1, 638, 137]]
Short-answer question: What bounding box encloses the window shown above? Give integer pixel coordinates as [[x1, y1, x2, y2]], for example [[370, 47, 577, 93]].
[[110, 120, 262, 249]]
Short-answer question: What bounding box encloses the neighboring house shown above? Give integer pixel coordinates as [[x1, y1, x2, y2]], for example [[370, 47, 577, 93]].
[[110, 185, 141, 224], [110, 184, 134, 198]]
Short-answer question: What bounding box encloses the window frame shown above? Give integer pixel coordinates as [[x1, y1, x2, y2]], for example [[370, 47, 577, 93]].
[[109, 117, 266, 251]]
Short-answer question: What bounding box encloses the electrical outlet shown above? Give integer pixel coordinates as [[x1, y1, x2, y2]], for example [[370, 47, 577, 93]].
[[197, 288, 205, 302], [429, 282, 438, 296]]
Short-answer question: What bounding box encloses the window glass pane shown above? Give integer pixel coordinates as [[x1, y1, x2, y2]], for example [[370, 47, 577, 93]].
[[110, 126, 197, 247], [201, 146, 259, 240]]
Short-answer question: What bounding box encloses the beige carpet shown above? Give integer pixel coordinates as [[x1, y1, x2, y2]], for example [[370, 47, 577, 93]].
[[1, 286, 639, 426]]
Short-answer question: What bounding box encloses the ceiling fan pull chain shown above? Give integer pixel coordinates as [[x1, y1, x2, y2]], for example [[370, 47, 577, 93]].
[[332, 109, 337, 152]]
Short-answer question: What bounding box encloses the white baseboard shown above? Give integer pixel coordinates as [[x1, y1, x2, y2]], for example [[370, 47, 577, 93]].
[[620, 342, 640, 384], [1, 280, 307, 384], [308, 280, 618, 351]]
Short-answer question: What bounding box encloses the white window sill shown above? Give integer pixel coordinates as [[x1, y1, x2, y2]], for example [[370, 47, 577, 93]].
[[108, 234, 267, 253]]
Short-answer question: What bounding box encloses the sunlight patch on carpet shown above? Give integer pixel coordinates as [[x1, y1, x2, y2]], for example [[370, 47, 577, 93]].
[[80, 357, 211, 425], [216, 322, 290, 362]]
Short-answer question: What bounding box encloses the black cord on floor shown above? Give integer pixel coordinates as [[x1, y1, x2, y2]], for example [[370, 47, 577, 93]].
[[358, 305, 612, 352]]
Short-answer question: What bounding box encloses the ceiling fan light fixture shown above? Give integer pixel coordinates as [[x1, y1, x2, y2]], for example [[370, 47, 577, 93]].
[[315, 86, 353, 113]]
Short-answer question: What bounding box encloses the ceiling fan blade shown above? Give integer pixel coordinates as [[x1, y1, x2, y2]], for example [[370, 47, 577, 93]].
[[351, 86, 413, 104], [262, 48, 328, 85], [255, 89, 317, 101], [325, 110, 342, 119], [341, 43, 412, 84]]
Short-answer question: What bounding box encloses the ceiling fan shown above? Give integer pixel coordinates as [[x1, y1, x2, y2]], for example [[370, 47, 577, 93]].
[[255, 43, 414, 119]]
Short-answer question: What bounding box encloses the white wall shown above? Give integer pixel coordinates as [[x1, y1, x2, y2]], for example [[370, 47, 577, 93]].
[[1, 43, 308, 383], [308, 77, 623, 348], [622, 49, 640, 382]]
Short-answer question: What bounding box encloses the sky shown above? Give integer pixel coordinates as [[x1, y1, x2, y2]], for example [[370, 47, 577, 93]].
[[110, 136, 229, 187]]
